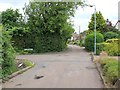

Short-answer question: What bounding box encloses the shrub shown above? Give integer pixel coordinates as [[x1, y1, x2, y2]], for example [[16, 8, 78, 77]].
[[100, 58, 120, 85], [104, 42, 120, 56], [84, 32, 104, 51], [96, 42, 109, 55], [105, 38, 119, 43], [96, 38, 120, 56], [103, 60, 118, 75], [1, 26, 16, 78], [104, 31, 119, 41], [100, 58, 116, 68]]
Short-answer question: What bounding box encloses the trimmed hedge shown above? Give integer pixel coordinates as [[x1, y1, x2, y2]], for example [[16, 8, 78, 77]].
[[96, 39, 120, 56], [34, 33, 67, 53], [104, 31, 119, 41], [84, 32, 104, 51], [96, 42, 109, 55], [104, 42, 120, 56], [100, 58, 120, 85]]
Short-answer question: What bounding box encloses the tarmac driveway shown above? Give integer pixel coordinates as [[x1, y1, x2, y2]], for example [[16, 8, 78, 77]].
[[3, 45, 103, 88]]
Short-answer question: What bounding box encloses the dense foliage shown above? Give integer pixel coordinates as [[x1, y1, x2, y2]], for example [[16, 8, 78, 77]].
[[24, 2, 83, 53], [1, 8, 27, 50], [96, 39, 120, 56], [104, 42, 120, 56], [84, 32, 104, 51], [104, 31, 119, 41], [96, 42, 108, 55], [1, 9, 22, 27], [100, 58, 120, 85], [0, 25, 16, 78]]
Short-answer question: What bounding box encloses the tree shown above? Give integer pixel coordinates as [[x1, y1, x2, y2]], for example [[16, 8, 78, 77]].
[[24, 1, 84, 52], [88, 11, 106, 34], [1, 9, 22, 27], [1, 9, 29, 50]]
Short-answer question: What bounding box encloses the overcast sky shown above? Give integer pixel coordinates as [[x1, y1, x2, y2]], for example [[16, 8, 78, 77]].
[[0, 0, 119, 33]]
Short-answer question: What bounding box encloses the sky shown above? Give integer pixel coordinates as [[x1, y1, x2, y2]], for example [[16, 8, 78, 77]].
[[0, 0, 119, 33]]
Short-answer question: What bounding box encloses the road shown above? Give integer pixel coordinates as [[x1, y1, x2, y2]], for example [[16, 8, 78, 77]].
[[3, 45, 103, 88]]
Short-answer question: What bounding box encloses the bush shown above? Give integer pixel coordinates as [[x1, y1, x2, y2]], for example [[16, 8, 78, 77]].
[[1, 26, 16, 78], [96, 42, 109, 55], [104, 42, 120, 56], [100, 58, 120, 85], [105, 38, 119, 43], [84, 32, 104, 51], [100, 58, 115, 68], [104, 31, 119, 41], [96, 38, 120, 56]]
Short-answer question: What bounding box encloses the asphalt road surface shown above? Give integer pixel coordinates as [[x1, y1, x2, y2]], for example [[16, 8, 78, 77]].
[[3, 45, 103, 88]]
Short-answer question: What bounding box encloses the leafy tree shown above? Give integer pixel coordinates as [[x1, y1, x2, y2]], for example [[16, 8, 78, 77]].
[[1, 9, 22, 28], [1, 9, 29, 50], [24, 1, 84, 52], [88, 11, 106, 34]]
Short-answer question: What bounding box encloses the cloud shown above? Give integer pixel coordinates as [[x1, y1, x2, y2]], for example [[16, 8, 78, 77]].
[[0, 0, 29, 15], [0, 3, 14, 12]]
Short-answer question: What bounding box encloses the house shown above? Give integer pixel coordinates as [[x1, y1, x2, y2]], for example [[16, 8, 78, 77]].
[[71, 32, 79, 41]]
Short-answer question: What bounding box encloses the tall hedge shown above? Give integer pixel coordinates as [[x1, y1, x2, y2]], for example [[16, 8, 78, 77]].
[[1, 25, 16, 78], [24, 2, 83, 53], [84, 32, 104, 51], [34, 33, 66, 53]]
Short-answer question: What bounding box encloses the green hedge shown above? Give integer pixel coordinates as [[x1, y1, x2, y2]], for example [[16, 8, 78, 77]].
[[104, 42, 120, 56], [84, 32, 104, 51], [34, 33, 67, 53], [1, 25, 16, 79], [104, 31, 119, 41], [100, 58, 120, 85], [96, 42, 109, 55], [96, 38, 120, 56]]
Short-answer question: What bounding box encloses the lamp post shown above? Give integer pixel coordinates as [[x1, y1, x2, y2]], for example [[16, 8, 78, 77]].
[[87, 4, 96, 54], [79, 25, 81, 41]]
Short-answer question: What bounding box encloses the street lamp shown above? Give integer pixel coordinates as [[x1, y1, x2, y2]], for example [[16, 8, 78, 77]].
[[86, 4, 97, 54]]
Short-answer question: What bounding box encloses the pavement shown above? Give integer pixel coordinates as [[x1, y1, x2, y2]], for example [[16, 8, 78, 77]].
[[2, 45, 103, 88]]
